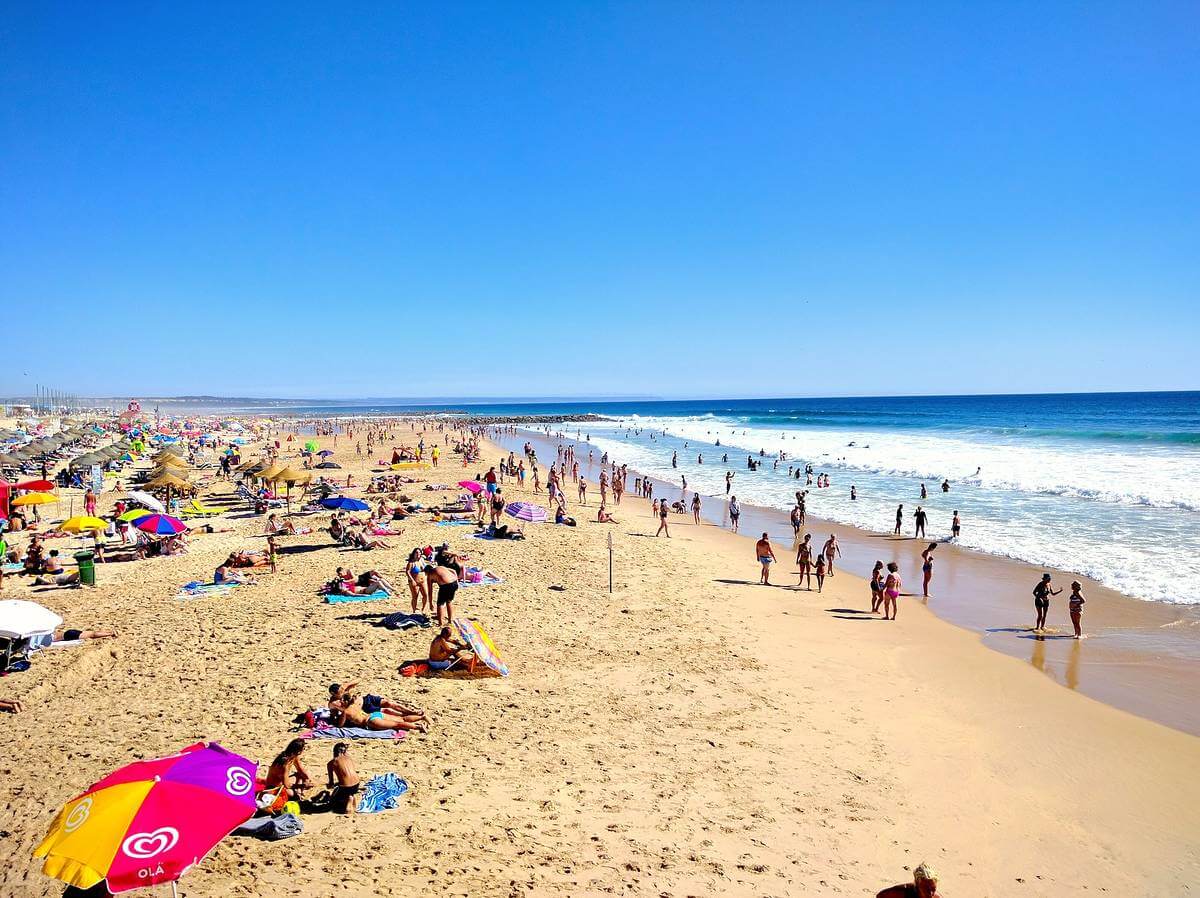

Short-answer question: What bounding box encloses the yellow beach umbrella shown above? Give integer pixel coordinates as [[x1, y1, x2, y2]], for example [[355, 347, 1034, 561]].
[[11, 493, 59, 507], [60, 516, 108, 534], [117, 509, 152, 523]]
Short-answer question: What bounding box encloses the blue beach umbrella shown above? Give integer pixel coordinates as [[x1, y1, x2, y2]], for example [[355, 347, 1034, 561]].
[[320, 497, 369, 511]]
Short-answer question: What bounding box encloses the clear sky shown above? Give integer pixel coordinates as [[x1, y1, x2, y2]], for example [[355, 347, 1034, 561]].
[[2, 3, 1197, 400]]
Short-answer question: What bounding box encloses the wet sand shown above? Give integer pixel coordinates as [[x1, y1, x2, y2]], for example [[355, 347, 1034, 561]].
[[497, 427, 1200, 736]]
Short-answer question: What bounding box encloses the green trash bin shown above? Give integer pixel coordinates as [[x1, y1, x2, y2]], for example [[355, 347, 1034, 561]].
[[74, 551, 96, 587]]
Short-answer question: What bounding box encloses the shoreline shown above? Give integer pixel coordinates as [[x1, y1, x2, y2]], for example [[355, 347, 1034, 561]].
[[1, 421, 1198, 895], [493, 425, 1200, 736]]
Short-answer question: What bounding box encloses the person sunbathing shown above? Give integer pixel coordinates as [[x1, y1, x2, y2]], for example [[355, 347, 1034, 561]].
[[876, 864, 942, 898], [346, 528, 390, 550], [54, 627, 116, 643], [328, 681, 428, 725], [215, 558, 256, 585], [596, 504, 618, 523], [33, 550, 80, 587], [1, 698, 24, 713], [265, 514, 297, 535], [230, 550, 269, 568], [555, 507, 577, 526], [340, 567, 395, 594], [263, 739, 313, 799], [330, 695, 428, 732], [326, 743, 361, 814], [428, 627, 475, 672]]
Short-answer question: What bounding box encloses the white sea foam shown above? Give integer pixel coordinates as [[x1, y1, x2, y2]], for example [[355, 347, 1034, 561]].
[[554, 414, 1200, 606]]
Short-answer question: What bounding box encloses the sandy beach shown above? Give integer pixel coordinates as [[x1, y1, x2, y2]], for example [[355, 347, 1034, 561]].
[[1, 422, 1198, 897]]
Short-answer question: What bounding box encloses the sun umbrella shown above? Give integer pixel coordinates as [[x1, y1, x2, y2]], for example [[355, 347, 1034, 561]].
[[116, 509, 152, 523], [304, 440, 318, 452], [11, 493, 59, 508], [34, 741, 257, 894], [454, 618, 509, 676], [505, 501, 548, 523], [15, 479, 55, 491], [319, 496, 369, 511], [147, 472, 190, 490], [60, 516, 108, 534], [126, 490, 165, 514], [156, 454, 188, 468], [0, 599, 63, 640], [457, 480, 485, 495], [134, 514, 187, 536], [317, 449, 334, 457], [255, 463, 284, 481]]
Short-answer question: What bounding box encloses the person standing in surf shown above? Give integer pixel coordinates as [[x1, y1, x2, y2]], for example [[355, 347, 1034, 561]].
[[1033, 573, 1061, 632], [894, 504, 904, 535], [1069, 580, 1085, 639]]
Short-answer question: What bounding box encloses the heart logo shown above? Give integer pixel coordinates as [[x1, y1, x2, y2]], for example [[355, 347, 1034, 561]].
[[64, 797, 92, 833], [226, 767, 253, 796], [121, 826, 179, 859]]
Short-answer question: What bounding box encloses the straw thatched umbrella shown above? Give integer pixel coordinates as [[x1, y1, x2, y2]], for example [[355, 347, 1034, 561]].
[[156, 453, 189, 468], [268, 467, 312, 515]]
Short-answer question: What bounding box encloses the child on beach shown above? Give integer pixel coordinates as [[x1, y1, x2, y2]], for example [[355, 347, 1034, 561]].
[[814, 554, 826, 592], [1069, 580, 1085, 639]]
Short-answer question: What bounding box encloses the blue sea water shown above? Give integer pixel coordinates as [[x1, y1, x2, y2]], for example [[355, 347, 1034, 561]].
[[243, 391, 1199, 604]]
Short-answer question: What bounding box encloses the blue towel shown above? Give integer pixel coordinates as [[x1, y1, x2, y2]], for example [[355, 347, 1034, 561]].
[[323, 589, 390, 604], [301, 726, 405, 741], [435, 519, 476, 527], [357, 772, 409, 813]]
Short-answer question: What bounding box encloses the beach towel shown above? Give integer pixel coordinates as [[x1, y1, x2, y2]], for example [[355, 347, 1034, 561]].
[[357, 773, 409, 813], [299, 726, 406, 741], [435, 519, 476, 527], [461, 568, 502, 587], [176, 580, 240, 600], [323, 589, 390, 604], [379, 612, 431, 630], [234, 813, 303, 840]]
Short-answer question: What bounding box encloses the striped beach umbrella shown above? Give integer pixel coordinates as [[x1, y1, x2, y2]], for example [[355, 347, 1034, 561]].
[[454, 618, 509, 676], [34, 741, 257, 894], [133, 514, 187, 536], [504, 501, 548, 524]]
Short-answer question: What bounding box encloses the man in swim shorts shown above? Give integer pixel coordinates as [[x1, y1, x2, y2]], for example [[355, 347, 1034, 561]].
[[425, 564, 460, 626], [755, 532, 776, 585], [326, 742, 361, 814], [429, 626, 475, 671]]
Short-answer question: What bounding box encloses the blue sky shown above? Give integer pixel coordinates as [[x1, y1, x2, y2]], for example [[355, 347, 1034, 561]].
[[2, 3, 1197, 399]]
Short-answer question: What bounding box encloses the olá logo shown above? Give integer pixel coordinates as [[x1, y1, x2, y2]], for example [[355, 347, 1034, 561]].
[[226, 766, 253, 796], [64, 797, 92, 833], [121, 826, 179, 860]]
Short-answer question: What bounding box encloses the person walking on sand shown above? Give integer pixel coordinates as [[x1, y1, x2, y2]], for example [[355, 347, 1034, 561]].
[[656, 499, 670, 537], [796, 533, 813, 589], [728, 496, 740, 532], [578, 478, 587, 505], [1032, 573, 1061, 632], [1069, 580, 1085, 639], [894, 504, 904, 535], [920, 543, 936, 596], [822, 533, 840, 576], [882, 562, 902, 620], [814, 554, 827, 592], [691, 492, 702, 524], [755, 533, 777, 585]]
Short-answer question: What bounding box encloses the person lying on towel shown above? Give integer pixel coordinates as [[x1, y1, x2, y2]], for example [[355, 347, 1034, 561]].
[[328, 681, 428, 731], [329, 693, 429, 733]]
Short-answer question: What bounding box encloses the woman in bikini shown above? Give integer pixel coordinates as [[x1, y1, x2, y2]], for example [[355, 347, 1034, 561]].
[[406, 548, 430, 612], [795, 534, 813, 590], [920, 543, 936, 597], [870, 561, 885, 612], [263, 739, 313, 800], [883, 562, 902, 620]]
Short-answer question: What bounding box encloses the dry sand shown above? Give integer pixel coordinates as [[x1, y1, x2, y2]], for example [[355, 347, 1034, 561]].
[[1, 427, 1198, 897]]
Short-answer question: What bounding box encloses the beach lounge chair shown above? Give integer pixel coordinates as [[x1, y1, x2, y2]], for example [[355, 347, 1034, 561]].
[[182, 499, 224, 517]]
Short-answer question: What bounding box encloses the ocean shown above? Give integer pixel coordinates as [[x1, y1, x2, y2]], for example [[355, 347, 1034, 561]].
[[227, 391, 1199, 606]]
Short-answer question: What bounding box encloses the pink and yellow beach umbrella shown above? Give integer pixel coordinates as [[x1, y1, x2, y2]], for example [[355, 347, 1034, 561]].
[[34, 741, 257, 893]]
